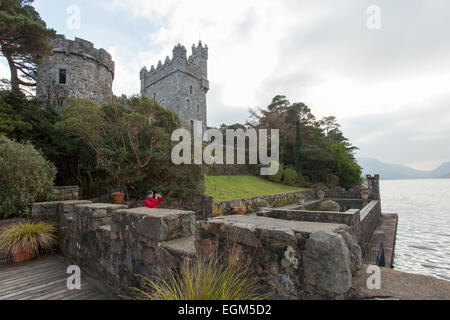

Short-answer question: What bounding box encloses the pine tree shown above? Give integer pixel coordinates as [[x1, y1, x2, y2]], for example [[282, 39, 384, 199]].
[[0, 0, 55, 93]]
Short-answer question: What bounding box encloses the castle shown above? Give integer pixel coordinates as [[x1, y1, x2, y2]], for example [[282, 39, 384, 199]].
[[36, 35, 115, 107], [36, 36, 208, 130], [140, 42, 209, 131]]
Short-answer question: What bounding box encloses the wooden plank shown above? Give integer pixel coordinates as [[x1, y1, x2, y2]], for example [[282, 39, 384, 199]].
[[0, 255, 114, 300], [0, 278, 66, 300], [33, 281, 100, 300], [0, 267, 66, 293]]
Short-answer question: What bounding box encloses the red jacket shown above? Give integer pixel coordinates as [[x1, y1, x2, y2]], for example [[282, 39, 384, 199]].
[[145, 196, 163, 209]]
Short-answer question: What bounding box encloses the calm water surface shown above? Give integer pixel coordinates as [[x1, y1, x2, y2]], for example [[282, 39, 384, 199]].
[[380, 179, 450, 281]]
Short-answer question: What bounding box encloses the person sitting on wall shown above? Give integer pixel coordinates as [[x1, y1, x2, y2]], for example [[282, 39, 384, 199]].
[[145, 190, 163, 209]]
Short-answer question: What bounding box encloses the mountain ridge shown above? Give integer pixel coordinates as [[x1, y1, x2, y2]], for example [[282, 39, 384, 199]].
[[357, 157, 450, 180]]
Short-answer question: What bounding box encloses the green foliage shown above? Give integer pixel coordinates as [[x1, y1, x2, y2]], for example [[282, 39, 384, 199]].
[[328, 143, 362, 189], [296, 174, 311, 187], [267, 162, 283, 183], [134, 251, 269, 300], [0, 90, 100, 187], [0, 0, 56, 93], [294, 119, 302, 173], [0, 220, 58, 256], [248, 95, 361, 188], [0, 134, 56, 218], [59, 96, 204, 201], [320, 200, 341, 212], [326, 174, 340, 188], [283, 167, 298, 186]]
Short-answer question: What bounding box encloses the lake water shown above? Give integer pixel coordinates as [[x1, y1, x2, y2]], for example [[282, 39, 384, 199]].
[[380, 179, 450, 281]]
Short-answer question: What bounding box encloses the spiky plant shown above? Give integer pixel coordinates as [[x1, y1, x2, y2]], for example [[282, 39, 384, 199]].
[[133, 252, 269, 300], [0, 221, 58, 257]]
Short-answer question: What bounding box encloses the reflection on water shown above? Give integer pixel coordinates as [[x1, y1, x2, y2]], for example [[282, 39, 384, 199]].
[[380, 179, 450, 281]]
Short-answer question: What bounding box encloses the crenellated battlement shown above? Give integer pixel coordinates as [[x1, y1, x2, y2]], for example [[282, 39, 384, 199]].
[[51, 34, 115, 76], [140, 42, 208, 84]]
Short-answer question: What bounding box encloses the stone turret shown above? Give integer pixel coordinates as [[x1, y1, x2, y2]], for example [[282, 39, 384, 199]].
[[140, 42, 209, 132], [36, 35, 115, 107]]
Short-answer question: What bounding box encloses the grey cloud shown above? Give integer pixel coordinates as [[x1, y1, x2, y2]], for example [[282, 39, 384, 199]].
[[341, 94, 450, 167]]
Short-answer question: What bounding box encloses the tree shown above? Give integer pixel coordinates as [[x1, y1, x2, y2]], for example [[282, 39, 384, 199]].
[[294, 119, 302, 174], [0, 0, 55, 93], [59, 96, 204, 200]]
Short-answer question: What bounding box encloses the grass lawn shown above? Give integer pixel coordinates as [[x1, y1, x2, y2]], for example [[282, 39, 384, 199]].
[[205, 175, 309, 202]]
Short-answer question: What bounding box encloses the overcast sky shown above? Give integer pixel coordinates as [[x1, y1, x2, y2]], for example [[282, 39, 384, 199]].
[[1, 0, 449, 170]]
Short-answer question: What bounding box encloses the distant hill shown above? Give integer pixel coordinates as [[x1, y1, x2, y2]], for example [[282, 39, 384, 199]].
[[358, 157, 450, 180]]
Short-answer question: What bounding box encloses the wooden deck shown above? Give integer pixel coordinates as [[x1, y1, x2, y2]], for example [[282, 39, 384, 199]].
[[0, 255, 114, 300]]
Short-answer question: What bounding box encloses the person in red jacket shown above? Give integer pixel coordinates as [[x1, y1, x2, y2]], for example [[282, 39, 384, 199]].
[[145, 190, 163, 209]]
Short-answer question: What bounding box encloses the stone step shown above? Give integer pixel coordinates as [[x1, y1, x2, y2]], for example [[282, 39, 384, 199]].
[[160, 236, 196, 260]]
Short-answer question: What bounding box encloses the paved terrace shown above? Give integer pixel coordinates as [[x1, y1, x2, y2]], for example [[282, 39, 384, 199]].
[[0, 255, 114, 300]]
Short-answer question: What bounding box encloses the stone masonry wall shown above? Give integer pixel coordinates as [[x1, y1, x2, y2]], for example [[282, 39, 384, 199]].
[[214, 190, 317, 216], [359, 200, 382, 246], [52, 186, 79, 201], [258, 200, 381, 248], [195, 215, 362, 299], [37, 35, 114, 107], [33, 200, 196, 296]]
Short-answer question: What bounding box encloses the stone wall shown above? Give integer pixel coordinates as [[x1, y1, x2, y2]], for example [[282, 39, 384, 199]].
[[60, 205, 196, 295], [214, 190, 317, 216], [31, 199, 366, 299], [359, 200, 382, 245], [126, 195, 213, 221], [32, 200, 197, 296], [325, 175, 380, 201], [195, 215, 362, 299], [52, 186, 79, 201], [257, 200, 381, 249], [36, 35, 114, 107]]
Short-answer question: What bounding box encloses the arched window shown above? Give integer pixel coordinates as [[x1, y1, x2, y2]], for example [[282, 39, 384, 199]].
[[190, 85, 193, 95], [190, 120, 194, 128], [153, 92, 156, 100], [197, 104, 200, 113], [187, 99, 191, 109]]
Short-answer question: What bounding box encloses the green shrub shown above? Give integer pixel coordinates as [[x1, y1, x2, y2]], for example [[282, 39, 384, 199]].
[[134, 252, 269, 300], [283, 168, 298, 186], [0, 135, 56, 218], [0, 221, 58, 257], [326, 174, 340, 188], [320, 200, 340, 212], [267, 162, 283, 183], [296, 174, 311, 187]]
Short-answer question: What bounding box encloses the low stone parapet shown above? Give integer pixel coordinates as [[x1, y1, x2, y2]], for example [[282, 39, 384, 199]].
[[195, 215, 362, 299], [60, 205, 196, 296], [32, 200, 92, 218], [52, 186, 80, 201]]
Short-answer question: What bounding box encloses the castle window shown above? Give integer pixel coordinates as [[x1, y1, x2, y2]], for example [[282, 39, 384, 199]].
[[190, 120, 194, 128], [153, 92, 156, 100], [197, 104, 200, 113], [59, 69, 67, 84], [190, 85, 193, 95], [187, 99, 191, 109]]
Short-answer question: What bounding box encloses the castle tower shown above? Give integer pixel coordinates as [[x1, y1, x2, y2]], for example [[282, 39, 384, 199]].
[[140, 42, 209, 132], [36, 35, 115, 107]]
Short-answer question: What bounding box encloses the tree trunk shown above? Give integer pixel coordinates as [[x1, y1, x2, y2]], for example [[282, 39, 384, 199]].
[[2, 50, 21, 94]]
